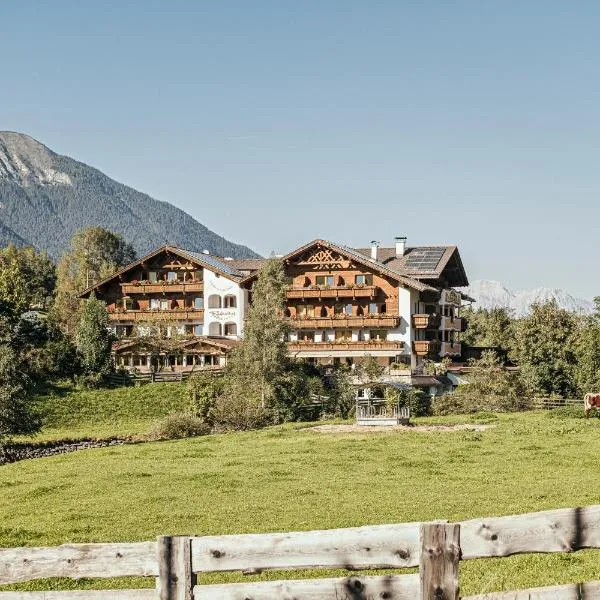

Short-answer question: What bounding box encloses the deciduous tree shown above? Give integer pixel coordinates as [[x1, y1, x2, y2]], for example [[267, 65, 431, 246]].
[[75, 293, 112, 375]]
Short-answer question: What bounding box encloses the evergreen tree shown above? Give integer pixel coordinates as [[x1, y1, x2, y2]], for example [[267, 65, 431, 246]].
[[461, 306, 515, 354], [0, 252, 28, 320], [229, 258, 288, 408], [53, 227, 136, 335], [75, 293, 112, 374]]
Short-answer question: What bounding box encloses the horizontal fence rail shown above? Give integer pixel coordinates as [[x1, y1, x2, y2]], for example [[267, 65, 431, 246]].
[[0, 506, 599, 599]]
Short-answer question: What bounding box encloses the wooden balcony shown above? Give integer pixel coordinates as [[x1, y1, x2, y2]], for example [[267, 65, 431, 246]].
[[285, 315, 400, 329], [440, 342, 461, 357], [121, 281, 204, 294], [412, 340, 441, 357], [440, 316, 463, 331], [288, 341, 404, 352], [286, 285, 378, 299], [108, 309, 204, 322], [412, 314, 441, 329]]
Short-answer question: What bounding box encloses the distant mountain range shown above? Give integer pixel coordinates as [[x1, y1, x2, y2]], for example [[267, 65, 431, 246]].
[[0, 131, 258, 260], [461, 280, 595, 317]]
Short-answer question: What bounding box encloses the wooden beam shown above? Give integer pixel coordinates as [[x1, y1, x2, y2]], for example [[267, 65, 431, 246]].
[[157, 537, 194, 600], [463, 579, 600, 599], [0, 592, 155, 599], [419, 522, 460, 600]]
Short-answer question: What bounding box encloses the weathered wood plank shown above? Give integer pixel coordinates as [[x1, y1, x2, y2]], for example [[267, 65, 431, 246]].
[[420, 523, 460, 600], [191, 522, 421, 573], [461, 505, 600, 559], [0, 543, 157, 584], [157, 537, 193, 600], [463, 579, 600, 599], [192, 574, 420, 599], [0, 591, 156, 599]]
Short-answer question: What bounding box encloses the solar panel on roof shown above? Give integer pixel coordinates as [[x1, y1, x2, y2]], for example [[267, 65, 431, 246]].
[[404, 248, 445, 272], [179, 249, 244, 277]]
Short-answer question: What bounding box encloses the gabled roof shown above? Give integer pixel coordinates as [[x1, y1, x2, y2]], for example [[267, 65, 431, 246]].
[[79, 245, 244, 298], [112, 336, 240, 353], [354, 245, 469, 287], [241, 239, 439, 293]]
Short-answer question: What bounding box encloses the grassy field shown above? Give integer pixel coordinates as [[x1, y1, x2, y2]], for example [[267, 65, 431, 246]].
[[1, 399, 600, 596], [20, 381, 189, 441]]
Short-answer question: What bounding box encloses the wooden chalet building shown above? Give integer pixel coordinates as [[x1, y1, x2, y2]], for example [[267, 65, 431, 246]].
[[79, 246, 248, 372], [80, 237, 469, 376], [241, 237, 469, 372]]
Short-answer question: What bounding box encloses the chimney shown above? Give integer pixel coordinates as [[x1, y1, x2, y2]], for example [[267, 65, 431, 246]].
[[395, 236, 407, 256], [370, 240, 379, 261]]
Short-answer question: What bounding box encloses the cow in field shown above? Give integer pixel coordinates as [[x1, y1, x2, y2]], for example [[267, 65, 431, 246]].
[[584, 393, 600, 418]]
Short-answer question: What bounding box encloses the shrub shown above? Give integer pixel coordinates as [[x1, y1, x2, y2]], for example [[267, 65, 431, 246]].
[[398, 388, 431, 417], [148, 412, 211, 440], [432, 393, 532, 415], [547, 406, 599, 420], [211, 390, 270, 431], [187, 372, 226, 425]]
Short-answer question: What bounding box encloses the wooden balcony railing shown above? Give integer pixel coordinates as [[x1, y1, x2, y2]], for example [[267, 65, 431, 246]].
[[121, 281, 204, 294], [440, 342, 462, 356], [412, 340, 441, 356], [288, 341, 404, 352], [285, 315, 400, 329], [108, 309, 205, 322], [286, 285, 378, 299], [412, 313, 441, 329], [440, 316, 463, 331]]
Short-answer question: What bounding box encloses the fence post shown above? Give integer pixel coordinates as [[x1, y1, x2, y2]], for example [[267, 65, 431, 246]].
[[419, 522, 460, 600], [157, 536, 194, 600]]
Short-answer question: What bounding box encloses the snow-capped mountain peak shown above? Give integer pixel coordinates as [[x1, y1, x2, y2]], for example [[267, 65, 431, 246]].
[[461, 280, 594, 317]]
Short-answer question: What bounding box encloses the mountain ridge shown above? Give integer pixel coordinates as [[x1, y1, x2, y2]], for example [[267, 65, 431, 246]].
[[0, 131, 258, 260], [461, 279, 595, 317]]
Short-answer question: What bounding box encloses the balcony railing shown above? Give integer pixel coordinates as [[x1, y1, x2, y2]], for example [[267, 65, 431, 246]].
[[286, 285, 378, 299], [121, 281, 204, 294], [285, 315, 400, 329], [288, 341, 404, 352], [440, 342, 461, 357], [412, 340, 441, 357], [412, 314, 441, 329], [108, 309, 205, 322], [440, 316, 463, 331]]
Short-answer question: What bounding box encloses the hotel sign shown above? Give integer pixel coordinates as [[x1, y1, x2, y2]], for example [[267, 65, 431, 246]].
[[443, 290, 461, 306]]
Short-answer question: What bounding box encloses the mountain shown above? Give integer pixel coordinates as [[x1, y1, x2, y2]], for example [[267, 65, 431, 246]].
[[461, 280, 595, 317], [0, 131, 258, 260]]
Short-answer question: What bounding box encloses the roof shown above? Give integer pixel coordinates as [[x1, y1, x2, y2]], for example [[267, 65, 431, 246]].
[[79, 245, 244, 298], [241, 239, 439, 293], [112, 336, 240, 353], [355, 245, 468, 287], [220, 258, 267, 273]]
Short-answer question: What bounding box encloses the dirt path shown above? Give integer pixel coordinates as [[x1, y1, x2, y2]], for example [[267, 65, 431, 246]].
[[308, 423, 493, 434]]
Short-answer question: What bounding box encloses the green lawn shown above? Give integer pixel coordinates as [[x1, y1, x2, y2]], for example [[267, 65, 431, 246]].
[[1, 407, 600, 596], [20, 381, 188, 441]]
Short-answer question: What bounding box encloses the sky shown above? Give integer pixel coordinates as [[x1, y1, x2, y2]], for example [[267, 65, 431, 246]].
[[1, 1, 599, 298]]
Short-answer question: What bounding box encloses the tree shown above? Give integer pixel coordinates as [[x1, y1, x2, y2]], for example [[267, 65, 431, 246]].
[[0, 251, 28, 321], [187, 371, 226, 425], [75, 293, 112, 374], [573, 297, 600, 394], [228, 258, 288, 409], [0, 245, 56, 310], [513, 301, 578, 398], [461, 306, 515, 355], [0, 343, 39, 438], [53, 227, 136, 334]]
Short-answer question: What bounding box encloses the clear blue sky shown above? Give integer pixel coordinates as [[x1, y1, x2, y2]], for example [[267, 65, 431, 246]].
[[2, 1, 598, 298]]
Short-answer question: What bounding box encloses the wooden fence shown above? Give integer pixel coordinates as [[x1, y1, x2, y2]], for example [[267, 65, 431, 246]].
[[105, 368, 224, 386], [531, 398, 582, 410], [1, 505, 599, 599]]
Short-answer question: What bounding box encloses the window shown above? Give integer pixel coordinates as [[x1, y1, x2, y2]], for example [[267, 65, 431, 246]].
[[149, 271, 158, 283], [194, 324, 203, 336], [160, 299, 169, 310], [209, 322, 222, 336], [224, 295, 237, 308], [208, 295, 222, 309], [344, 303, 353, 315], [334, 303, 344, 315], [335, 329, 352, 341], [150, 298, 160, 310], [194, 297, 204, 309], [193, 270, 203, 282], [224, 322, 237, 336], [298, 305, 314, 317], [124, 297, 133, 311], [316, 275, 334, 286], [167, 271, 177, 282], [370, 329, 388, 341], [355, 274, 373, 286], [300, 331, 315, 342]]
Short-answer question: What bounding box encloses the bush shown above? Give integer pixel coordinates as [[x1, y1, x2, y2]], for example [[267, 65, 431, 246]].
[[148, 412, 211, 440], [547, 406, 599, 420], [432, 393, 533, 416], [211, 390, 270, 431], [187, 372, 226, 425], [74, 372, 105, 390], [397, 388, 431, 417]]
